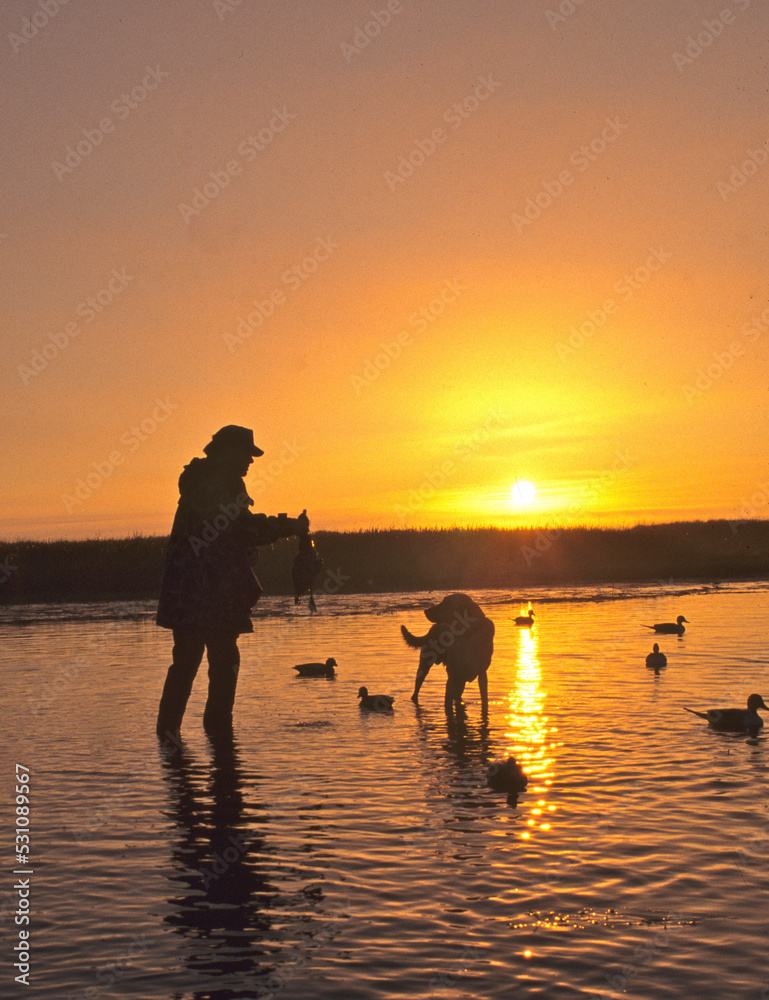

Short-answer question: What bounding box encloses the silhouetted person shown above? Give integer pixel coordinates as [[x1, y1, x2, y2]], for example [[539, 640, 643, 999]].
[[156, 425, 308, 737]]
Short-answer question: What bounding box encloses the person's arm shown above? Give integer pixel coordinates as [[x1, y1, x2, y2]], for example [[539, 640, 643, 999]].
[[240, 509, 310, 546]]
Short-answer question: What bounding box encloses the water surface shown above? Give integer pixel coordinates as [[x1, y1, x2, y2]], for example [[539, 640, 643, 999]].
[[4, 582, 769, 998]]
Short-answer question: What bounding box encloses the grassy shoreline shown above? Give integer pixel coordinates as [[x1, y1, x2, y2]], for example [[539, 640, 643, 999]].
[[0, 520, 767, 605]]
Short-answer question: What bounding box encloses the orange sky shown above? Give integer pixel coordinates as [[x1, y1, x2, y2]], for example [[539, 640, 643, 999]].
[[3, 0, 769, 539]]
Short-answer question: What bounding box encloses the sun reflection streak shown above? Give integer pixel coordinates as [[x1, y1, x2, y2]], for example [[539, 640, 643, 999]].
[[505, 626, 557, 840]]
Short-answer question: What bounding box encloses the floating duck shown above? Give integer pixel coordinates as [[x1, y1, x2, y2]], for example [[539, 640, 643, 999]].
[[358, 686, 394, 711], [514, 609, 535, 626], [486, 757, 528, 794], [642, 615, 688, 635], [683, 693, 767, 732], [645, 644, 667, 669], [293, 657, 337, 677]]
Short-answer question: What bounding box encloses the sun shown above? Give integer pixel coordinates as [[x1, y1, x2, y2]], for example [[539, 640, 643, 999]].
[[511, 480, 537, 505]]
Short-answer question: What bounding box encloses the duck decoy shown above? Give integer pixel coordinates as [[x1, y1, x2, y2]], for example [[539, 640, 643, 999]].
[[683, 693, 767, 732], [293, 657, 337, 677], [358, 686, 394, 711], [642, 615, 688, 635], [645, 643, 667, 669], [486, 757, 528, 794], [514, 609, 535, 626]]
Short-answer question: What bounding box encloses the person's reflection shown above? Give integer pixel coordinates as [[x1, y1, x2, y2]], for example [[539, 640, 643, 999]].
[[159, 733, 278, 996]]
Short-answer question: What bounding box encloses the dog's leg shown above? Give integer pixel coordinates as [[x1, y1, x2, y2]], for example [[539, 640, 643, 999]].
[[444, 676, 465, 713], [411, 651, 433, 703], [477, 671, 489, 715], [411, 645, 437, 703]]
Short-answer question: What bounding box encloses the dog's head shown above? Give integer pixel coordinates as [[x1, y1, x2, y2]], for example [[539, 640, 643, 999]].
[[425, 592, 485, 625]]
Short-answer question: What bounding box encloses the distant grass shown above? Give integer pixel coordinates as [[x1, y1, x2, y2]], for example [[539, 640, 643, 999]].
[[1, 520, 768, 604]]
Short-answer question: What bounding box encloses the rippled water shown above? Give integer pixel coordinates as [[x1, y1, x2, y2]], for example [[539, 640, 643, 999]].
[[3, 582, 769, 999]]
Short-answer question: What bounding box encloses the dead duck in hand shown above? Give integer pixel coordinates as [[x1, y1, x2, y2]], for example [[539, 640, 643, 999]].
[[292, 521, 323, 612], [645, 644, 667, 669], [643, 615, 688, 635], [294, 657, 337, 677], [358, 686, 394, 711], [683, 693, 767, 732]]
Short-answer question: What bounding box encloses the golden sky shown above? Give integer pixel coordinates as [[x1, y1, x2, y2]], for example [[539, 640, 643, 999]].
[[3, 0, 769, 539]]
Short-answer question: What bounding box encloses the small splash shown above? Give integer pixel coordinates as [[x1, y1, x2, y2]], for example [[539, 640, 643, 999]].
[[292, 720, 334, 729]]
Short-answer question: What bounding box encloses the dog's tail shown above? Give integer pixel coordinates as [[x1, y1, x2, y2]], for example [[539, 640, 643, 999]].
[[401, 625, 430, 649]]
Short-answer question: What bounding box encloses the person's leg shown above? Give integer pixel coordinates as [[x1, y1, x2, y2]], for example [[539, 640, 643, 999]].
[[157, 630, 205, 737], [203, 632, 240, 731]]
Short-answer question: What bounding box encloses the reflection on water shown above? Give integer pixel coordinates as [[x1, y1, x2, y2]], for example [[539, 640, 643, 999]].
[[159, 734, 280, 999], [7, 585, 769, 999], [506, 626, 557, 839]]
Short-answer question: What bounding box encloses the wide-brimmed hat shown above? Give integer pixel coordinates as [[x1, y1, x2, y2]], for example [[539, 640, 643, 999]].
[[203, 425, 264, 457]]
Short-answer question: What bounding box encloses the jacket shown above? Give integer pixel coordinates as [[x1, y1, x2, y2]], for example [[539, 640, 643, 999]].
[[156, 456, 297, 633]]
